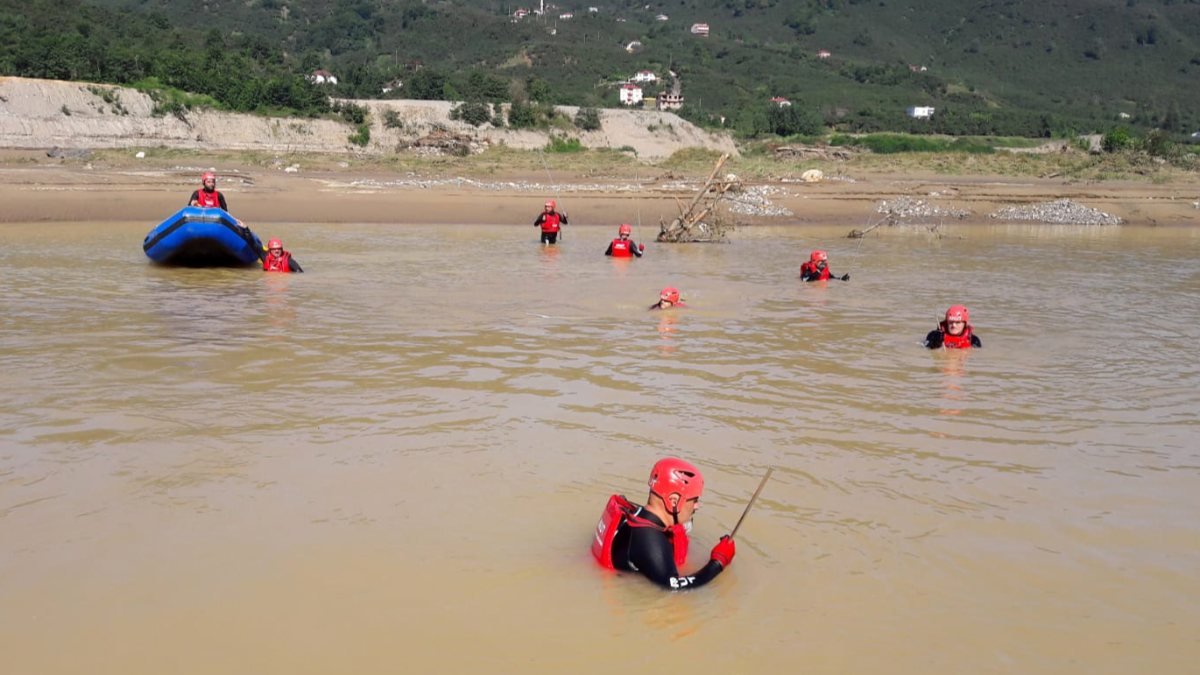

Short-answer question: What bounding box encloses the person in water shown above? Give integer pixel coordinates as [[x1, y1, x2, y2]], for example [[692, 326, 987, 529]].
[[649, 286, 685, 310], [533, 199, 568, 244], [925, 305, 980, 349], [262, 238, 303, 273], [605, 223, 644, 257], [591, 457, 736, 590], [800, 249, 849, 282], [189, 171, 246, 228]]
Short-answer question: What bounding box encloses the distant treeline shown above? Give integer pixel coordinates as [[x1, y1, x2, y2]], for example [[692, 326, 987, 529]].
[[2, 0, 1198, 140]]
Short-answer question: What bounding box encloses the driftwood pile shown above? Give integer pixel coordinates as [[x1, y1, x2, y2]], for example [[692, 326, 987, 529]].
[[657, 153, 737, 243]]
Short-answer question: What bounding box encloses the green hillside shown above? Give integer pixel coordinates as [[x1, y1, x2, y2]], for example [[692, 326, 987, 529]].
[[4, 0, 1200, 137]]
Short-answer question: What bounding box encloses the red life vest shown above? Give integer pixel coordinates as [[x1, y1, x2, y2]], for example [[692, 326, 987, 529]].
[[591, 494, 689, 570], [195, 188, 223, 208], [263, 250, 292, 272], [610, 238, 633, 257], [800, 261, 831, 280], [939, 322, 975, 349], [540, 212, 562, 233]]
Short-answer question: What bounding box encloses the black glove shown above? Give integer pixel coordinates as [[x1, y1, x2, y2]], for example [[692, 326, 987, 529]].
[[840, 273, 850, 281]]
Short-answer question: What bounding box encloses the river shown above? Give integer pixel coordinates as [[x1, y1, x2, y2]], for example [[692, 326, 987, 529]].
[[1, 220, 1197, 673]]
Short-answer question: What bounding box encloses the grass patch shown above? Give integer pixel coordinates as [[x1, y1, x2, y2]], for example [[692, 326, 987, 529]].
[[831, 133, 995, 154], [129, 78, 222, 116]]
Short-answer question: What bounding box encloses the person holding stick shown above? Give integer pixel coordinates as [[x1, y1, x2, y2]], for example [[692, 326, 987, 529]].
[[800, 249, 849, 282], [591, 457, 736, 590], [533, 199, 568, 245]]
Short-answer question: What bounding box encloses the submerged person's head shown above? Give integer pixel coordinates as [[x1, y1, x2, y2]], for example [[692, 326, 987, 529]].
[[810, 249, 828, 267], [944, 305, 969, 335], [267, 239, 284, 257], [647, 457, 704, 525], [618, 223, 632, 239], [659, 286, 681, 307]]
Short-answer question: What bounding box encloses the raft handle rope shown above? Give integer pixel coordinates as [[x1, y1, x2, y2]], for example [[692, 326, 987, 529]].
[[538, 147, 564, 241]]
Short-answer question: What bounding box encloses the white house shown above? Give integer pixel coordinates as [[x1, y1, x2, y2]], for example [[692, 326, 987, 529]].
[[307, 69, 338, 85], [625, 40, 643, 53], [619, 84, 644, 106], [588, 6, 599, 12], [655, 14, 669, 21], [1117, 112, 1132, 120], [816, 49, 832, 59], [770, 96, 791, 107], [559, 12, 573, 19], [631, 70, 657, 83], [381, 79, 402, 94], [690, 23, 709, 36], [512, 8, 529, 19], [906, 106, 936, 119]]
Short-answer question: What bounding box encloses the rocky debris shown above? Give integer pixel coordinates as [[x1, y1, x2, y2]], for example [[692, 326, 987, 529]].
[[773, 145, 854, 161], [800, 169, 824, 183], [46, 147, 92, 160], [727, 185, 793, 217], [989, 199, 1122, 225], [876, 196, 970, 220], [401, 129, 487, 156]]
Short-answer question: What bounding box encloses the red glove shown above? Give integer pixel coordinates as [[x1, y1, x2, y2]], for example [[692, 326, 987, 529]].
[[710, 535, 735, 567], [639, 243, 645, 252]]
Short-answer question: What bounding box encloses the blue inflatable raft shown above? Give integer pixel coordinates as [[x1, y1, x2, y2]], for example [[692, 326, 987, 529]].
[[142, 207, 264, 267]]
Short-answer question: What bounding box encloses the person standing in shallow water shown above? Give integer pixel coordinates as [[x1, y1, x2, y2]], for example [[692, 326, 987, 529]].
[[649, 287, 685, 310], [605, 224, 644, 257], [925, 305, 981, 349], [262, 239, 303, 273], [800, 249, 849, 282], [591, 457, 736, 590], [534, 199, 567, 244]]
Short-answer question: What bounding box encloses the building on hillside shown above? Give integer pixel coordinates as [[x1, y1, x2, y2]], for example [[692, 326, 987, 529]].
[[770, 96, 792, 107], [908, 64, 928, 72], [619, 84, 644, 106], [307, 70, 338, 85], [657, 92, 683, 111], [1117, 112, 1132, 120], [588, 6, 599, 13], [816, 49, 832, 59], [631, 70, 657, 83], [625, 40, 643, 53], [381, 79, 403, 94], [656, 14, 669, 21], [559, 12, 573, 19], [906, 106, 936, 119], [690, 23, 709, 36], [512, 8, 529, 19]]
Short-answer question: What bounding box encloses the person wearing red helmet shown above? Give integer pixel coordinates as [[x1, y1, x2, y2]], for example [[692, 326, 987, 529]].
[[188, 171, 249, 230], [591, 457, 736, 590], [649, 286, 686, 310], [533, 199, 568, 244], [604, 223, 644, 257], [925, 305, 981, 349], [800, 249, 849, 282], [262, 238, 303, 273]]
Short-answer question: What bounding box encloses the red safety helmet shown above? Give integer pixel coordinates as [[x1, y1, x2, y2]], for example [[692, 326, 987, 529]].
[[945, 305, 969, 323], [648, 457, 705, 512], [267, 239, 283, 250], [810, 249, 828, 263], [545, 199, 556, 209], [618, 223, 632, 236], [660, 287, 680, 304], [201, 171, 216, 183]]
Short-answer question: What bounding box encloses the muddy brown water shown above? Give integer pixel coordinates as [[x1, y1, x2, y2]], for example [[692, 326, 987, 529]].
[[2, 220, 1198, 674]]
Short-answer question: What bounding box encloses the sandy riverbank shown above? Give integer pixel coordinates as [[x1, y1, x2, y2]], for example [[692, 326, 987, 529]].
[[1, 147, 1197, 229]]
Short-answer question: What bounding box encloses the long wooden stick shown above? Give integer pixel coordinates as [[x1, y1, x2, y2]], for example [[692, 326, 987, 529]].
[[730, 466, 774, 539]]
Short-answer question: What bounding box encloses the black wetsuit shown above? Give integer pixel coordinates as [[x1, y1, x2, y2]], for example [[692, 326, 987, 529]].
[[188, 190, 229, 211], [609, 507, 726, 590], [924, 330, 982, 349]]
